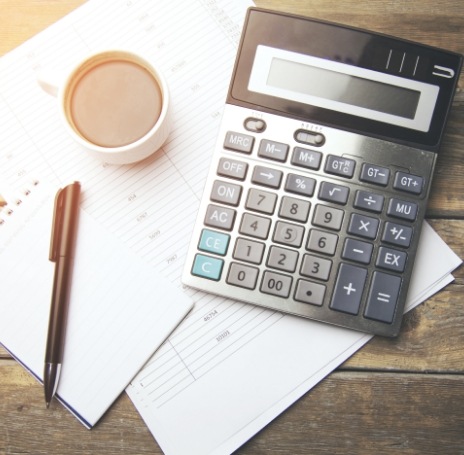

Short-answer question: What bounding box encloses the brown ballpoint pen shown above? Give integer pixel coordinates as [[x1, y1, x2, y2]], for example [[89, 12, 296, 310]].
[[44, 181, 81, 407]]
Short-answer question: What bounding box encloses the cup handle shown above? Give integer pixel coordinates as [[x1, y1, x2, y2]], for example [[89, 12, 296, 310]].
[[36, 70, 64, 97]]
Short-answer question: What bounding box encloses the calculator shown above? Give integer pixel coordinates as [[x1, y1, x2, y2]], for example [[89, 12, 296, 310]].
[[182, 8, 462, 336]]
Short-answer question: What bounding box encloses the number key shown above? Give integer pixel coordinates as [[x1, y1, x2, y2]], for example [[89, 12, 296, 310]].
[[273, 221, 305, 247], [227, 262, 259, 289], [279, 196, 311, 222], [307, 229, 338, 256], [260, 271, 292, 298], [312, 204, 344, 231], [267, 245, 299, 272], [246, 188, 277, 214], [300, 254, 332, 281], [233, 238, 265, 264], [239, 213, 271, 239]]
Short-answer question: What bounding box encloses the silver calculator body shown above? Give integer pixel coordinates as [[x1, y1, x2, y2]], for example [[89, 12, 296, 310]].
[[182, 8, 462, 337]]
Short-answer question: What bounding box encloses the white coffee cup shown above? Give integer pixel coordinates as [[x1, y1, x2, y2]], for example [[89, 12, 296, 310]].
[[38, 50, 171, 165]]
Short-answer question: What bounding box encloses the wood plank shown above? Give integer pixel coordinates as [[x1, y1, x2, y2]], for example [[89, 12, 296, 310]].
[[2, 361, 464, 454], [0, 0, 85, 56], [239, 371, 464, 454], [345, 285, 464, 372]]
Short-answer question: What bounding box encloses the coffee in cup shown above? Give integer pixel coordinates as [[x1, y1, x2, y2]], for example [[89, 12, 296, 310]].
[[38, 50, 171, 164]]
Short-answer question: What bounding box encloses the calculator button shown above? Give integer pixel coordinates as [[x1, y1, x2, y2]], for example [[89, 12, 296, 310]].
[[198, 229, 230, 256], [294, 130, 325, 147], [330, 263, 367, 315], [318, 181, 350, 205], [226, 262, 259, 290], [387, 198, 418, 221], [217, 157, 248, 181], [291, 147, 322, 170], [273, 221, 305, 247], [347, 213, 379, 240], [307, 229, 338, 256], [382, 221, 413, 247], [354, 190, 384, 213], [258, 139, 289, 162], [285, 173, 316, 197], [205, 204, 236, 231], [260, 271, 292, 298], [192, 254, 224, 281], [211, 180, 242, 206], [393, 171, 424, 195], [224, 131, 254, 154], [294, 280, 326, 306], [324, 155, 356, 178], [342, 238, 373, 264], [246, 188, 277, 214], [267, 245, 299, 272], [239, 213, 271, 239], [312, 204, 344, 231], [244, 117, 266, 133], [233, 237, 265, 264], [364, 272, 402, 323], [376, 246, 407, 272], [252, 165, 283, 188], [300, 254, 332, 281], [360, 163, 390, 186], [279, 196, 311, 223]]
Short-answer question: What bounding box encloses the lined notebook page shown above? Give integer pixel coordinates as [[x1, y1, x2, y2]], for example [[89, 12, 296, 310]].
[[0, 180, 193, 427]]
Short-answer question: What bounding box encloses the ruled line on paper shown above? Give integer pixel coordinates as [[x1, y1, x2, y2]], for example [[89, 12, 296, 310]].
[[0, 0, 296, 436]]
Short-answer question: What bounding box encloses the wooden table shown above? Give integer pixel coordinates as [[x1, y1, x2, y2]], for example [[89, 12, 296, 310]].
[[1, 1, 463, 454]]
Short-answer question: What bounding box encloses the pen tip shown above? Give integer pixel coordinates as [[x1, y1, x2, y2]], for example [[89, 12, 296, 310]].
[[46, 401, 50, 409]]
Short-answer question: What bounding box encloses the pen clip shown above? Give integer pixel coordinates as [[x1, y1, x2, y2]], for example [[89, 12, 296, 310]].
[[49, 187, 65, 262]]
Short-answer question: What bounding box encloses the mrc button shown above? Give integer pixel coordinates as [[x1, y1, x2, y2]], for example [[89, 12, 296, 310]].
[[224, 131, 254, 153]]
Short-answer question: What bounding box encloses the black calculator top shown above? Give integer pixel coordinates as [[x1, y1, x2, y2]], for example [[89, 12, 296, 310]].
[[182, 9, 461, 337], [229, 8, 462, 151]]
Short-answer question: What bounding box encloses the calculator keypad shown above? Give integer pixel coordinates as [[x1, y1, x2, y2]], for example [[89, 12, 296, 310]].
[[183, 106, 436, 337]]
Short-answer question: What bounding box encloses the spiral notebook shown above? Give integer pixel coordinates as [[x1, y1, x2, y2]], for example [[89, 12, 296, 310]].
[[0, 177, 193, 428]]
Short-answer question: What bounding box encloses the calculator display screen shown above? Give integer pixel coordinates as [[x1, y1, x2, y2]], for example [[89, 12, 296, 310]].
[[229, 9, 462, 149], [249, 46, 439, 132], [268, 58, 420, 119]]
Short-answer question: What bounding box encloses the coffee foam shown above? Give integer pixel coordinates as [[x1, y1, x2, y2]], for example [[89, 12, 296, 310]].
[[67, 59, 163, 148]]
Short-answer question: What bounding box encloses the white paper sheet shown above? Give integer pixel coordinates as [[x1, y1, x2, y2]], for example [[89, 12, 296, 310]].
[[126, 221, 461, 454], [0, 181, 193, 427]]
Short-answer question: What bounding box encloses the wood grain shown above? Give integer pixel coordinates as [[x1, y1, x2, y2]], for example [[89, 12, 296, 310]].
[[0, 1, 463, 454]]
